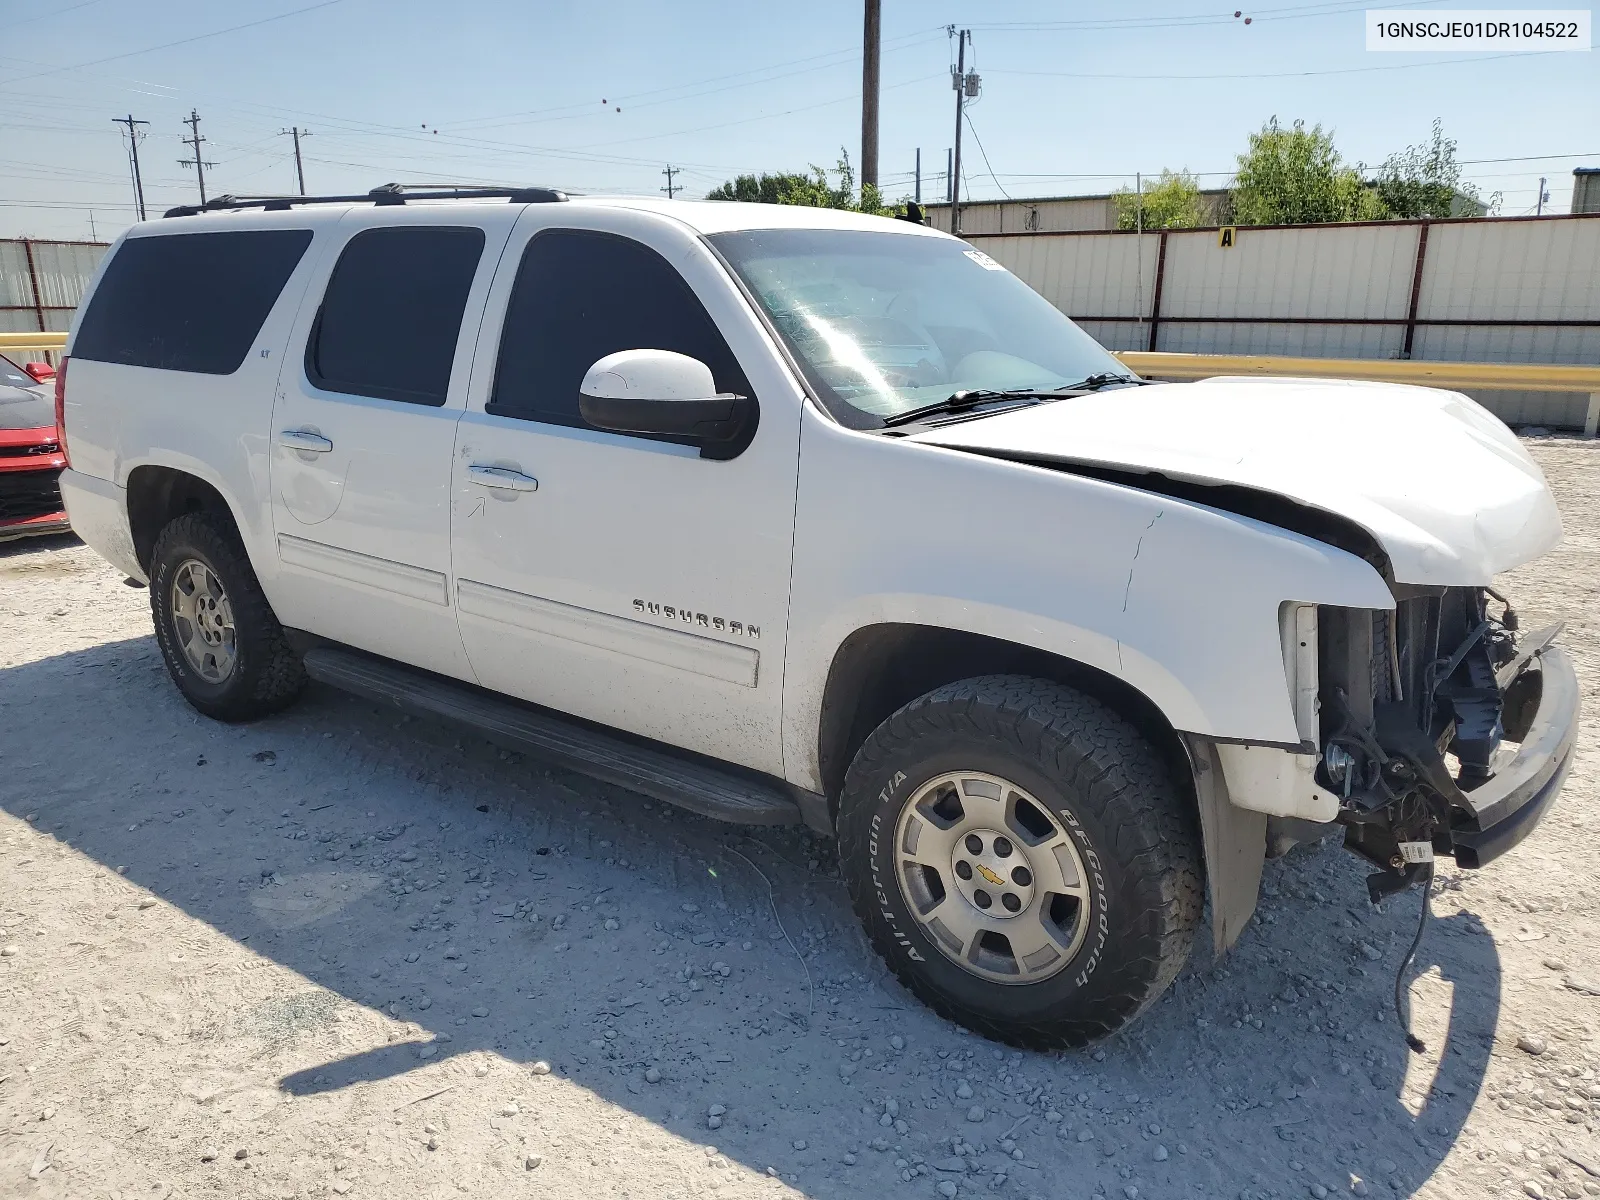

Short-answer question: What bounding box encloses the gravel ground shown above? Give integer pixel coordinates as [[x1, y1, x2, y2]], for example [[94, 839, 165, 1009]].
[[0, 435, 1596, 1200]]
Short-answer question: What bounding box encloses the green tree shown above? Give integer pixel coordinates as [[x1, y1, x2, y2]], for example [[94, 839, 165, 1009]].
[[1230, 117, 1388, 225], [704, 172, 814, 205], [1374, 119, 1494, 218], [1114, 169, 1206, 230], [707, 149, 901, 216]]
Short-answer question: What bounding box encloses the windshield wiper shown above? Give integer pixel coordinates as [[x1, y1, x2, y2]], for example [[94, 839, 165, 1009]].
[[880, 389, 1058, 428], [1053, 372, 1147, 392], [881, 374, 1149, 429]]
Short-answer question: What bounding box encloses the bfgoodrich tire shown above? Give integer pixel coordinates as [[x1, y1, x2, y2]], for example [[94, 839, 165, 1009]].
[[836, 675, 1202, 1048], [149, 510, 307, 722]]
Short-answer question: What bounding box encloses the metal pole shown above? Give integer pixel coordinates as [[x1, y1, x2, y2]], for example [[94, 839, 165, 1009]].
[[861, 0, 880, 189], [112, 115, 148, 221], [915, 148, 921, 204], [278, 127, 310, 193], [180, 110, 211, 205], [952, 30, 968, 235], [1536, 176, 1547, 216], [1135, 172, 1144, 350]]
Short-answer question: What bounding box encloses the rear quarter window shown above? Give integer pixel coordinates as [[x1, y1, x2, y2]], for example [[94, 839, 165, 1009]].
[[72, 229, 312, 375]]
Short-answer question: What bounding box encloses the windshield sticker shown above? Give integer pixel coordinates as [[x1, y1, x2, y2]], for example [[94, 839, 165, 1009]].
[[963, 249, 1005, 271]]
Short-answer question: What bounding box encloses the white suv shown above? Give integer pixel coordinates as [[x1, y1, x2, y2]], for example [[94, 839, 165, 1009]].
[[57, 185, 1578, 1047]]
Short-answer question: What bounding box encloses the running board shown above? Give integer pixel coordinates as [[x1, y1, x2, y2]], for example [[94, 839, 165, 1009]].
[[301, 646, 802, 826]]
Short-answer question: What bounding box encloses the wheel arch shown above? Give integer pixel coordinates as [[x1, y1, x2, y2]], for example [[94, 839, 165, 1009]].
[[818, 623, 1268, 958], [817, 623, 1196, 822], [126, 464, 244, 575]]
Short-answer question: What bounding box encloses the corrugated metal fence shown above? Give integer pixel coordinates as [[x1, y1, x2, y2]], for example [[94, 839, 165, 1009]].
[[0, 238, 109, 363], [970, 213, 1600, 429]]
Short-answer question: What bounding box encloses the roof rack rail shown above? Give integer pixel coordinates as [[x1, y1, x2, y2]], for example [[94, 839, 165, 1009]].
[[163, 182, 568, 219]]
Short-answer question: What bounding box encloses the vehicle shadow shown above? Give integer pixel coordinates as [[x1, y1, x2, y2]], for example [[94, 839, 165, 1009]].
[[0, 631, 1503, 1198], [0, 529, 79, 561]]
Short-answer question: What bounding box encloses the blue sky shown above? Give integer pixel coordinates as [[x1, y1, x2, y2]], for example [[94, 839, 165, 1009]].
[[2, 0, 1595, 241]]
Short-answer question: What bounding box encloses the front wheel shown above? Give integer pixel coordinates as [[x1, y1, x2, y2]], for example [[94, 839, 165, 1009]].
[[836, 675, 1202, 1048]]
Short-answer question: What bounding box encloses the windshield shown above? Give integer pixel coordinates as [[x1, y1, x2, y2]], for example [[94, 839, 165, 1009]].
[[0, 355, 35, 390], [707, 228, 1128, 422]]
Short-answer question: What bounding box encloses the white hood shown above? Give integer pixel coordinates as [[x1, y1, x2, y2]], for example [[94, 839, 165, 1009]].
[[908, 376, 1563, 586]]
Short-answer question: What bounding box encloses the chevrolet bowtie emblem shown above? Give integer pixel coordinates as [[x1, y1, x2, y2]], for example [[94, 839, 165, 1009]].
[[976, 864, 1004, 887]]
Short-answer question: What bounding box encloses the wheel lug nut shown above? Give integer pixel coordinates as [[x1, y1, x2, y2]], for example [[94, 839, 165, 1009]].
[[964, 834, 984, 855], [973, 890, 992, 910], [1002, 893, 1022, 913], [954, 860, 972, 881], [993, 837, 1013, 858], [1011, 866, 1032, 887]]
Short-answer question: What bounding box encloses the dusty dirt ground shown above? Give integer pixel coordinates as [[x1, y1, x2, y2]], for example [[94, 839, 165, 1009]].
[[0, 437, 1596, 1200]]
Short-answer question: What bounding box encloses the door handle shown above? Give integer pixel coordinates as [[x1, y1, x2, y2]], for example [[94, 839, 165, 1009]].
[[278, 430, 334, 453], [467, 464, 539, 493]]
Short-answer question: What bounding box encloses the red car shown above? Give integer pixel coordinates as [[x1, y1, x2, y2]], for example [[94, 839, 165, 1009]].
[[0, 352, 69, 541]]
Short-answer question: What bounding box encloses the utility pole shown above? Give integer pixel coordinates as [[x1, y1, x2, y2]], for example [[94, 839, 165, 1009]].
[[951, 28, 971, 235], [1536, 176, 1549, 216], [112, 114, 149, 221], [279, 126, 310, 193], [178, 109, 215, 205], [914, 148, 921, 204], [660, 164, 681, 199], [946, 148, 953, 203], [861, 0, 880, 190]]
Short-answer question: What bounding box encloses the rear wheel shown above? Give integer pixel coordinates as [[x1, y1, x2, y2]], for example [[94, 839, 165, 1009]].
[[149, 510, 306, 721], [836, 675, 1202, 1048]]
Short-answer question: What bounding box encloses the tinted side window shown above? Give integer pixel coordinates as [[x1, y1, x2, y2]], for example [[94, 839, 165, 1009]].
[[490, 229, 748, 426], [306, 226, 486, 407], [73, 230, 312, 375]]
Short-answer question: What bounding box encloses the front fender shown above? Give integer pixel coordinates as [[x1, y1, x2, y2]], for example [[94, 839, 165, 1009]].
[[782, 408, 1393, 792]]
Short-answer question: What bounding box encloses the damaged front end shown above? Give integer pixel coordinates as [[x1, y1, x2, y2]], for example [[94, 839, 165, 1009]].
[[1318, 588, 1579, 901]]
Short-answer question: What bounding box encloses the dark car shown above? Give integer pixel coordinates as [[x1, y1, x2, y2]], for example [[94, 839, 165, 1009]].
[[0, 352, 68, 541]]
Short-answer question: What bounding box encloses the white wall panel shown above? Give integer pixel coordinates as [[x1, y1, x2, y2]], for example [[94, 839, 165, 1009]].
[[982, 233, 1159, 320], [1421, 219, 1600, 321], [1156, 321, 1402, 359], [1158, 224, 1418, 320]]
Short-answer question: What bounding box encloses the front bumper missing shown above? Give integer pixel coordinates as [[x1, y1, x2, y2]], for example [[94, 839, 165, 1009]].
[[1448, 645, 1580, 869]]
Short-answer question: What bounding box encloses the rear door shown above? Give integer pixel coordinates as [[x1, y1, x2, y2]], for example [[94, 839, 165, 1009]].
[[268, 206, 516, 677], [449, 208, 803, 774]]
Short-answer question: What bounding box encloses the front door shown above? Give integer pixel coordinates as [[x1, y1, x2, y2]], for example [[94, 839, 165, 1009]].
[[269, 208, 515, 677], [450, 209, 802, 775]]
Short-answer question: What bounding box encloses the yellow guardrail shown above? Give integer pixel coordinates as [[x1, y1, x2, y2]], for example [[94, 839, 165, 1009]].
[[0, 332, 67, 352], [5, 334, 1595, 434], [1116, 351, 1600, 395], [1118, 351, 1600, 437]]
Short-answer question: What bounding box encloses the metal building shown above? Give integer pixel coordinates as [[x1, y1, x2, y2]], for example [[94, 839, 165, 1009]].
[[0, 239, 110, 362], [1574, 169, 1600, 215]]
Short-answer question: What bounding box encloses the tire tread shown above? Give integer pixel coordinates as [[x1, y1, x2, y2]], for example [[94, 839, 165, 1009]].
[[150, 510, 306, 721], [837, 674, 1202, 1048]]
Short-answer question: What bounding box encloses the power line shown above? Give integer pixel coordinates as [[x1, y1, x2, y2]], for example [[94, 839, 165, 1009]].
[[5, 0, 349, 85], [178, 109, 215, 205], [446, 26, 946, 132], [111, 113, 148, 220], [969, 0, 1454, 32], [990, 49, 1555, 82], [963, 111, 1010, 200]]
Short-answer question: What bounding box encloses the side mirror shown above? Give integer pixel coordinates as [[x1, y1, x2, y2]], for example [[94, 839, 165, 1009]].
[[23, 361, 55, 384], [578, 349, 756, 459]]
